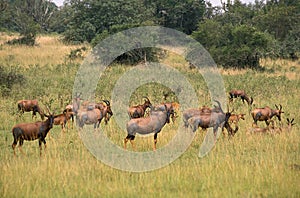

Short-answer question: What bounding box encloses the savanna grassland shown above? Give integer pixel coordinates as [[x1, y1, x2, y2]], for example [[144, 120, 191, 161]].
[[0, 33, 299, 198]]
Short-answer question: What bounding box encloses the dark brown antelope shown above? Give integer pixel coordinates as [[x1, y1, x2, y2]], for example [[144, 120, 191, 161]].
[[128, 96, 152, 119], [251, 104, 284, 127], [11, 107, 56, 156], [17, 99, 45, 120], [229, 90, 253, 106]]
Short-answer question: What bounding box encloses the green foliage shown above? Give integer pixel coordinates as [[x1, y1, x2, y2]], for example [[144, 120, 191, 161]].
[[91, 23, 161, 65], [63, 21, 96, 43], [193, 23, 271, 69], [0, 65, 25, 97], [152, 0, 206, 34], [3, 0, 58, 45], [2, 0, 299, 67]]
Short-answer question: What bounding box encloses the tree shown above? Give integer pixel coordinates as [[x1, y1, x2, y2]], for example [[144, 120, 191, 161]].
[[192, 21, 272, 69], [153, 0, 206, 34], [5, 0, 57, 45]]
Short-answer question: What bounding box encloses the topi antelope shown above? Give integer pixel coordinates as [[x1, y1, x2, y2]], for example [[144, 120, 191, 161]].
[[229, 90, 253, 106], [251, 104, 284, 127], [187, 101, 236, 139], [128, 96, 152, 119], [11, 107, 56, 156], [125, 104, 173, 151], [17, 99, 45, 120]]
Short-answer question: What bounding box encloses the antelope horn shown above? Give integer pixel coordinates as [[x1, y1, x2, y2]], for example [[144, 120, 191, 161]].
[[213, 100, 221, 109], [213, 100, 224, 113], [279, 104, 282, 110], [102, 100, 110, 106], [275, 104, 279, 109], [143, 96, 150, 102]]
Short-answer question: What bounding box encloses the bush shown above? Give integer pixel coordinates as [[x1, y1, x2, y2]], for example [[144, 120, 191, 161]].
[[0, 65, 26, 97]]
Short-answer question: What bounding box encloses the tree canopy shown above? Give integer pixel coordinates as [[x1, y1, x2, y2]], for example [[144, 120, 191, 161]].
[[1, 0, 299, 68]]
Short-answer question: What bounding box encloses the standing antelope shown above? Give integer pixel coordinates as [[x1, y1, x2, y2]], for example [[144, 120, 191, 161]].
[[65, 94, 81, 115], [187, 101, 236, 139], [11, 108, 56, 156], [128, 96, 152, 119], [158, 102, 179, 123], [251, 104, 284, 127], [53, 109, 74, 132], [183, 105, 221, 128], [229, 113, 245, 127], [125, 104, 173, 151], [17, 99, 45, 120], [76, 100, 113, 129]]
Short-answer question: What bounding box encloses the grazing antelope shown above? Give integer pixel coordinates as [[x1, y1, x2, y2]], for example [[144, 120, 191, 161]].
[[125, 104, 174, 151], [251, 104, 284, 127], [229, 90, 253, 106], [128, 96, 152, 119], [11, 108, 56, 156], [17, 99, 45, 120], [187, 101, 236, 139]]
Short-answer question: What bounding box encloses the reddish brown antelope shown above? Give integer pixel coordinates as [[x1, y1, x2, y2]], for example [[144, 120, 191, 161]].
[[17, 99, 45, 120], [53, 109, 74, 132], [128, 96, 152, 119], [229, 90, 253, 106], [11, 108, 56, 156], [251, 104, 284, 127]]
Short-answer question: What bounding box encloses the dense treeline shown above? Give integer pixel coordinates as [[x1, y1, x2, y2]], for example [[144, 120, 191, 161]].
[[0, 0, 299, 68]]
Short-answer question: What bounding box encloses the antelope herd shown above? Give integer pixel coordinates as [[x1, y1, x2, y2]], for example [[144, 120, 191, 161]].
[[11, 89, 295, 155]]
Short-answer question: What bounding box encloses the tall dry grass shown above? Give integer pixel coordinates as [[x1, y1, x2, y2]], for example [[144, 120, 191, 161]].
[[0, 33, 89, 67], [0, 33, 299, 197]]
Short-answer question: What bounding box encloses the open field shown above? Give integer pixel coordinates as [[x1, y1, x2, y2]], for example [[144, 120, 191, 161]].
[[0, 34, 299, 197]]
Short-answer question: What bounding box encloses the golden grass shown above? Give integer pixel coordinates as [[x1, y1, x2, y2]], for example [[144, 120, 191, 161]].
[[0, 33, 299, 197], [0, 33, 89, 67]]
